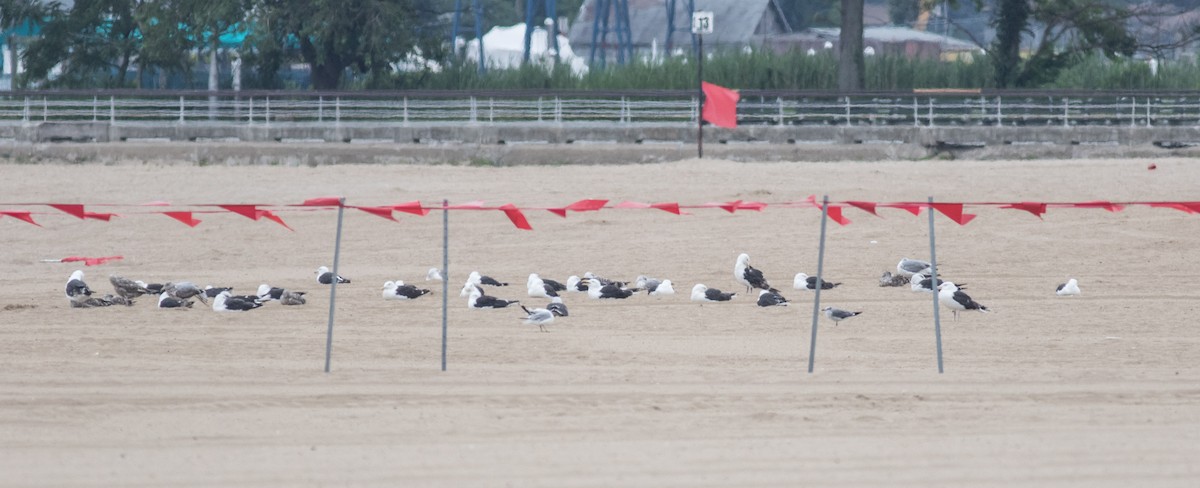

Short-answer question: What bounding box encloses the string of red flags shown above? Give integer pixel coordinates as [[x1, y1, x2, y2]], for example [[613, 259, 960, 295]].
[[4, 197, 1200, 231], [38, 255, 125, 266]]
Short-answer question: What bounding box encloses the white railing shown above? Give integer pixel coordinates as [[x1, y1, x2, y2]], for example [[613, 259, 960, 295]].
[[3, 92, 1200, 127]]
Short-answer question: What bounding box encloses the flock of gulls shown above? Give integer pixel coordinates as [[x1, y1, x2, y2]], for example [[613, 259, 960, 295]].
[[61, 254, 1083, 331]]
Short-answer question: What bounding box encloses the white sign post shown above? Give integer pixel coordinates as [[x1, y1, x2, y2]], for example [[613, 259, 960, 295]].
[[692, 11, 713, 158]]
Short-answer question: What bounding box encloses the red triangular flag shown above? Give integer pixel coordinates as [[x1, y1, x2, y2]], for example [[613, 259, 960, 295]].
[[355, 206, 398, 221], [1074, 201, 1124, 212], [701, 81, 740, 129], [1149, 203, 1198, 214], [566, 199, 608, 212], [888, 203, 923, 216], [0, 211, 42, 227], [718, 200, 743, 213], [547, 208, 568, 217], [49, 204, 87, 219], [846, 201, 879, 216], [499, 204, 532, 230], [219, 205, 261, 220], [301, 196, 343, 206], [827, 206, 851, 226], [1002, 202, 1048, 219], [393, 201, 430, 216], [84, 256, 123, 266], [932, 203, 973, 225], [256, 210, 293, 231], [163, 211, 201, 227], [651, 202, 682, 215], [83, 212, 118, 221]]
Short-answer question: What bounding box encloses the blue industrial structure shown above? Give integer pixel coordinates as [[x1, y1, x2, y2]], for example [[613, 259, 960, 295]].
[[664, 0, 697, 55], [450, 0, 487, 73], [587, 0, 634, 68], [522, 0, 560, 64]]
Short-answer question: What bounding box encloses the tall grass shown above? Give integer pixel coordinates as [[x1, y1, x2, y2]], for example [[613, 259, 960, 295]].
[[372, 50, 1199, 91]]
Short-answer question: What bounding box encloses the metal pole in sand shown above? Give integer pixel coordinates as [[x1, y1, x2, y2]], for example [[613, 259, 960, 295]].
[[807, 195, 830, 374], [441, 199, 449, 372], [928, 196, 945, 373], [324, 198, 346, 373]]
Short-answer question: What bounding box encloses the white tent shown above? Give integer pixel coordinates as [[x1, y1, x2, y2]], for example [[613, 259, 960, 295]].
[[466, 22, 588, 76]]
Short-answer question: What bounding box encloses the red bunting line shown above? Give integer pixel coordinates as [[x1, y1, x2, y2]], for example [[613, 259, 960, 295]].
[[500, 204, 532, 230], [257, 210, 293, 231], [49, 204, 87, 219], [163, 211, 202, 227], [354, 206, 398, 221], [219, 204, 261, 220], [0, 210, 42, 226], [61, 255, 124, 266], [393, 201, 430, 216]]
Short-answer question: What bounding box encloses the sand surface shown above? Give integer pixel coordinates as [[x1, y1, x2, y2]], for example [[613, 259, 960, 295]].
[[1, 155, 1198, 486]]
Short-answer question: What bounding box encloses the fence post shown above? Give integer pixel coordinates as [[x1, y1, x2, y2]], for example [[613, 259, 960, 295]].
[[93, 96, 98, 122], [1146, 97, 1152, 127], [179, 96, 185, 123], [469, 96, 477, 124], [335, 97, 341, 124], [996, 96, 1002, 126], [537, 97, 543, 122], [1065, 97, 1075, 128], [248, 97, 254, 124], [42, 96, 47, 121], [928, 196, 945, 374], [844, 96, 851, 125], [265, 96, 271, 125], [403, 97, 409, 126], [777, 97, 784, 126], [928, 98, 934, 127], [489, 97, 494, 124], [555, 97, 562, 123], [22, 97, 29, 123], [913, 97, 919, 127], [318, 96, 323, 122], [109, 96, 115, 123], [807, 195, 831, 374], [323, 198, 347, 373], [621, 96, 627, 124]]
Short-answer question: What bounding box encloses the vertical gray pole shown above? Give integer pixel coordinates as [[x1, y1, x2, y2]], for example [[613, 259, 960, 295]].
[[807, 195, 830, 373], [697, 34, 704, 159], [441, 199, 449, 372], [324, 198, 347, 373], [928, 196, 945, 373]]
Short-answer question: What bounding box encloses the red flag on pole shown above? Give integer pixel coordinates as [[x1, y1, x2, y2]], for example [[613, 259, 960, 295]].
[[701, 82, 739, 129]]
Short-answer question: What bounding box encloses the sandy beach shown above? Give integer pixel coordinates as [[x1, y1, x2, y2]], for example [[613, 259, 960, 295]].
[[1, 152, 1198, 486]]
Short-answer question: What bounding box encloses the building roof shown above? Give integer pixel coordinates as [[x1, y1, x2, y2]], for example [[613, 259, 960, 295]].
[[807, 26, 982, 52], [568, 0, 790, 49]]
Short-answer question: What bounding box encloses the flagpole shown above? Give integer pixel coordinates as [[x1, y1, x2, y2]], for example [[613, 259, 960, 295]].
[[697, 33, 704, 159]]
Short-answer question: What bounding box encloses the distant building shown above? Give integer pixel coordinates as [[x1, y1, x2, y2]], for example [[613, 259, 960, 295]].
[[769, 26, 983, 62], [567, 0, 792, 63]]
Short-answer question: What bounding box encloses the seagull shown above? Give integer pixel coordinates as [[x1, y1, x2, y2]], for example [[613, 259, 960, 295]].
[[109, 274, 151, 299], [938, 282, 990, 320], [896, 258, 932, 278], [165, 281, 208, 304], [520, 305, 556, 332], [793, 273, 841, 290], [565, 275, 588, 292], [139, 281, 166, 295], [822, 306, 862, 325], [585, 278, 637, 299], [648, 279, 676, 296], [469, 271, 507, 287], [634, 275, 663, 291], [426, 268, 445, 281], [691, 284, 736, 302], [316, 266, 350, 284], [73, 295, 125, 308], [212, 290, 264, 312], [527, 273, 560, 299], [203, 285, 232, 298], [878, 271, 909, 287], [1056, 278, 1081, 296], [734, 253, 771, 293], [64, 270, 94, 305], [157, 291, 193, 309], [910, 273, 963, 293], [757, 289, 789, 307], [546, 297, 569, 317], [280, 290, 307, 305], [383, 280, 432, 300], [467, 285, 520, 309], [257, 284, 284, 301]]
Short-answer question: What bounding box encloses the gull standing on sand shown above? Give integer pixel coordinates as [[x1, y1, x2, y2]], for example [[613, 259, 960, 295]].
[[734, 253, 771, 294], [822, 307, 862, 325], [938, 282, 990, 321]]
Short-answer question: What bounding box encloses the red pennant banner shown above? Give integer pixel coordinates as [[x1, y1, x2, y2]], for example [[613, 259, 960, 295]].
[[887, 203, 923, 216], [163, 211, 202, 227], [701, 81, 740, 129], [547, 208, 568, 218], [0, 210, 42, 226], [84, 212, 118, 221], [499, 204, 533, 230], [717, 200, 742, 213], [550, 199, 609, 217], [219, 205, 261, 220], [393, 201, 430, 216], [62, 255, 124, 266], [256, 210, 294, 231], [846, 201, 880, 216], [1002, 202, 1048, 219], [1074, 201, 1124, 212], [49, 204, 87, 219], [355, 206, 398, 221], [931, 203, 976, 225], [301, 196, 343, 207], [651, 202, 683, 215], [827, 206, 851, 226]]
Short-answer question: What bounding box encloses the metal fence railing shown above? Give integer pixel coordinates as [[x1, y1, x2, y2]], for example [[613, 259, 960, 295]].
[[3, 90, 1200, 127]]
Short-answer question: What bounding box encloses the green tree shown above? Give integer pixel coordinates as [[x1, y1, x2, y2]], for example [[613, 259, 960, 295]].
[[252, 0, 445, 89], [1, 0, 59, 88], [990, 0, 1028, 88], [21, 0, 144, 88], [838, 0, 864, 91], [887, 0, 921, 26]]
